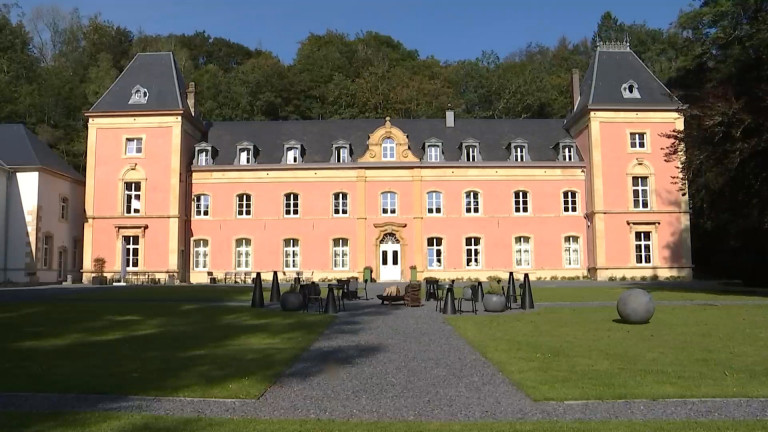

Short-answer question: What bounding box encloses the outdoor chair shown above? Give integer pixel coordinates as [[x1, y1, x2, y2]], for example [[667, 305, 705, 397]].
[[347, 278, 360, 300], [457, 284, 478, 314], [424, 278, 439, 301], [337, 279, 352, 300], [242, 271, 252, 284], [434, 282, 449, 312], [303, 282, 324, 313]]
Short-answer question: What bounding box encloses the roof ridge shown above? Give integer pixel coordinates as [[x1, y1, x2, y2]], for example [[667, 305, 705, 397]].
[[168, 52, 184, 109], [90, 53, 141, 111], [588, 50, 599, 105]]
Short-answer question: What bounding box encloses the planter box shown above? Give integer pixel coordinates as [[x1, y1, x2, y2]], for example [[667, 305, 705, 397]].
[[91, 275, 108, 285]]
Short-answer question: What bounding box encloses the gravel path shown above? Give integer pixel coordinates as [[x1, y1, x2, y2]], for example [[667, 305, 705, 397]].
[[2, 283, 768, 420]]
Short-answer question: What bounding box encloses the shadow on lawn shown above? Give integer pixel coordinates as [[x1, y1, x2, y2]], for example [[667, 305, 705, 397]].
[[0, 297, 401, 403], [623, 280, 768, 299]]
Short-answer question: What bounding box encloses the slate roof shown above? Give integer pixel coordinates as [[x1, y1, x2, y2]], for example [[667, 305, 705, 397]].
[[0, 124, 84, 181], [565, 43, 681, 129], [205, 118, 578, 165], [90, 52, 188, 113]]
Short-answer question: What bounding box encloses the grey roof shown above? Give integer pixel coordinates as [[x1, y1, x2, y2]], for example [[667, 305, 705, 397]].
[[205, 118, 577, 165], [565, 44, 681, 129], [90, 52, 188, 113], [0, 124, 84, 181]]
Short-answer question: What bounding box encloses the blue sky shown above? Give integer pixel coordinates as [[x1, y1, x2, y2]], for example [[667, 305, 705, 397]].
[[19, 0, 694, 63]]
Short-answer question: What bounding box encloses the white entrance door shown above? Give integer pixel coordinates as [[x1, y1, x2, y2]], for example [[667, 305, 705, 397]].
[[379, 233, 401, 281]]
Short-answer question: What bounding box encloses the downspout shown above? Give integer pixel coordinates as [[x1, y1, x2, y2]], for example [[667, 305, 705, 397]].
[[3, 168, 11, 282]]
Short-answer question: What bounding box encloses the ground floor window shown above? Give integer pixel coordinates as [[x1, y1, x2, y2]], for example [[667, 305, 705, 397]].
[[332, 238, 349, 270], [427, 237, 443, 269], [42, 234, 53, 268], [515, 236, 531, 268], [124, 235, 140, 270], [235, 238, 251, 270], [564, 236, 580, 267], [634, 231, 652, 265], [465, 237, 481, 268], [193, 239, 209, 270], [284, 239, 300, 270]]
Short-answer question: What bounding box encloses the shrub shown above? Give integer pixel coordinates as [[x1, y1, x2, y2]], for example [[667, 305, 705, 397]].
[[582, 274, 591, 280], [619, 275, 628, 281], [629, 276, 637, 281], [650, 274, 660, 281], [549, 275, 559, 280], [640, 275, 648, 281], [560, 276, 569, 280], [608, 275, 618, 281], [92, 257, 106, 275]]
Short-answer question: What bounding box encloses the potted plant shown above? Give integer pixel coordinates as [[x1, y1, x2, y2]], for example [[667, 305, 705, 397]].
[[280, 278, 305, 312], [482, 282, 506, 312], [409, 265, 418, 282], [91, 256, 108, 285]]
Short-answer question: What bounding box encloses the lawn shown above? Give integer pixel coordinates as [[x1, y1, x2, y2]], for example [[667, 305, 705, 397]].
[[448, 304, 768, 401], [0, 302, 332, 398], [0, 412, 766, 432], [529, 286, 768, 303], [67, 284, 258, 302]]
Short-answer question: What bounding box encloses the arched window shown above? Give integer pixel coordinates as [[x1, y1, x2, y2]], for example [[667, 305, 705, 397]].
[[464, 191, 480, 215], [193, 194, 210, 218], [381, 191, 397, 215], [283, 239, 300, 270], [426, 191, 442, 215], [236, 193, 252, 218], [332, 238, 349, 270], [564, 236, 580, 267], [382, 137, 396, 160], [193, 239, 209, 270], [235, 238, 251, 270], [284, 193, 299, 217], [427, 237, 443, 269], [515, 236, 531, 268]]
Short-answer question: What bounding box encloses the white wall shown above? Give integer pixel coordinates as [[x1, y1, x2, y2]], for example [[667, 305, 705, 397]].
[[5, 171, 38, 282]]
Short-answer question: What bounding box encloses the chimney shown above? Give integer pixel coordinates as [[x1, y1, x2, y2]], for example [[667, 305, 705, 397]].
[[571, 69, 580, 110], [186, 82, 196, 116], [445, 104, 454, 128]]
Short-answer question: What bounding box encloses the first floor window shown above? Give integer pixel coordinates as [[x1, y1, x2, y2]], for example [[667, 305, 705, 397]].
[[236, 193, 252, 217], [193, 239, 209, 270], [125, 137, 143, 156], [427, 237, 443, 269], [235, 238, 251, 270], [630, 132, 647, 150], [284, 239, 300, 270], [514, 190, 529, 214], [124, 235, 140, 270], [42, 235, 52, 268], [284, 193, 299, 217], [563, 190, 578, 214], [59, 196, 69, 221], [427, 191, 442, 215], [332, 238, 349, 270], [194, 194, 210, 217], [634, 231, 652, 265], [465, 237, 481, 268], [564, 236, 580, 267], [464, 190, 480, 214], [381, 192, 397, 215], [632, 176, 650, 209], [124, 182, 141, 215], [515, 236, 531, 268], [382, 138, 396, 160], [333, 192, 348, 216]]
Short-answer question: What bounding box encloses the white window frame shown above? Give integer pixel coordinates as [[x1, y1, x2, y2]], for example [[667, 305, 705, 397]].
[[634, 231, 653, 265], [426, 191, 442, 215], [426, 145, 440, 162], [124, 182, 141, 215], [464, 145, 478, 162], [124, 235, 140, 270], [427, 237, 443, 269], [515, 236, 532, 268], [332, 192, 349, 217], [332, 238, 349, 270], [382, 138, 396, 160], [561, 145, 575, 162], [381, 192, 397, 216], [235, 238, 251, 270], [193, 239, 209, 271], [236, 193, 252, 218], [513, 145, 526, 162], [125, 137, 143, 156], [465, 237, 481, 269], [283, 238, 300, 270], [286, 147, 300, 164], [562, 190, 578, 214], [238, 147, 252, 165], [632, 176, 650, 210], [59, 196, 69, 221], [42, 235, 52, 268], [464, 190, 480, 215], [196, 148, 211, 166], [194, 194, 211, 218], [334, 146, 349, 163], [630, 132, 647, 150], [513, 190, 530, 214], [284, 193, 299, 217], [564, 236, 580, 268]]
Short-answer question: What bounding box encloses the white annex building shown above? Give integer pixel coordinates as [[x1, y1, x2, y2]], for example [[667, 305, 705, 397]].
[[0, 124, 85, 283]]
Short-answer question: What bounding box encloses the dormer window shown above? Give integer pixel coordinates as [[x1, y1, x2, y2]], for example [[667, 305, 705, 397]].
[[423, 138, 444, 162], [621, 80, 641, 99], [460, 139, 481, 162], [282, 140, 304, 164], [128, 85, 148, 104], [331, 140, 352, 163], [235, 142, 257, 165], [507, 139, 529, 162], [193, 142, 216, 166], [382, 137, 396, 160], [557, 138, 577, 162]]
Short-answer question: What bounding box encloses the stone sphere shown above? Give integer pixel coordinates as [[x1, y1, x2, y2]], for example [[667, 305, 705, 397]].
[[616, 289, 655, 324]]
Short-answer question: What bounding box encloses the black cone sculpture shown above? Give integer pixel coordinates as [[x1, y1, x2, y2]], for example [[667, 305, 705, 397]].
[[251, 272, 264, 308], [477, 281, 484, 301], [441, 287, 457, 315], [507, 272, 518, 307], [324, 285, 339, 314], [270, 271, 281, 302], [521, 273, 535, 310]]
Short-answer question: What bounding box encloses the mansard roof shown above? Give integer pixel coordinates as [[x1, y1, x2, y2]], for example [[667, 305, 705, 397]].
[[205, 118, 574, 165], [0, 124, 84, 181], [90, 52, 189, 113], [565, 42, 681, 129]]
